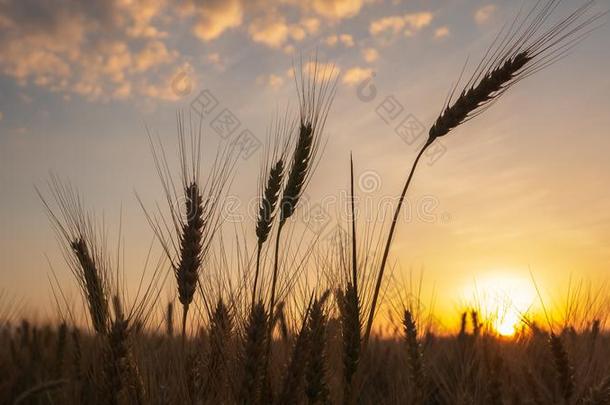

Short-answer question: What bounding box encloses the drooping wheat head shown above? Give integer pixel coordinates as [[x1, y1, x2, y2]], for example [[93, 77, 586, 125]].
[[366, 0, 602, 348], [37, 176, 110, 336]]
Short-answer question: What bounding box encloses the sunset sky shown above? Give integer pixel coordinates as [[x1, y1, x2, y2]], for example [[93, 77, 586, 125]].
[[1, 0, 609, 331]]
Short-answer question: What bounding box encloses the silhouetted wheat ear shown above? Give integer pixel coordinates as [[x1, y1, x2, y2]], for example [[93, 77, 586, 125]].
[[549, 333, 574, 402], [53, 322, 67, 377], [458, 311, 467, 340], [429, 53, 530, 142], [280, 122, 313, 225], [306, 295, 330, 405], [429, 1, 601, 143], [278, 304, 312, 405], [203, 298, 233, 401], [165, 302, 173, 337], [471, 310, 481, 338], [252, 158, 285, 305], [240, 302, 268, 405], [103, 299, 145, 405], [403, 310, 424, 402], [338, 284, 361, 404], [70, 238, 109, 335], [176, 181, 204, 338], [257, 159, 284, 244]]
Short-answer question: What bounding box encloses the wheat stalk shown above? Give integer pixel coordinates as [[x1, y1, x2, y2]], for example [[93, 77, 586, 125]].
[[364, 0, 602, 347]]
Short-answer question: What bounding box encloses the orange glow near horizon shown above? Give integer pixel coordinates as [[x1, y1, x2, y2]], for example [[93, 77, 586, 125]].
[[461, 272, 538, 337]]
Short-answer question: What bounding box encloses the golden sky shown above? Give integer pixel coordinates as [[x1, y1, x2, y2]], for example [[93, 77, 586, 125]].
[[1, 0, 609, 333]]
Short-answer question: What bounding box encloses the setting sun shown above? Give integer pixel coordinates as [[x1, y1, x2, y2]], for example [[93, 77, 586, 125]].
[[462, 273, 537, 336]]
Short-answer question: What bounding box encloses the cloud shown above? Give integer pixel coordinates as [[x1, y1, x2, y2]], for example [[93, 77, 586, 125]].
[[300, 17, 320, 34], [362, 47, 379, 63], [475, 5, 496, 25], [342, 67, 373, 86], [0, 0, 192, 102], [191, 0, 244, 41], [311, 0, 364, 20], [248, 12, 315, 48], [139, 62, 195, 101], [257, 73, 285, 89], [205, 52, 224, 69], [248, 14, 289, 48], [434, 26, 450, 40], [403, 12, 434, 36], [370, 12, 433, 39], [325, 33, 354, 47], [134, 40, 175, 72], [0, 0, 369, 103]]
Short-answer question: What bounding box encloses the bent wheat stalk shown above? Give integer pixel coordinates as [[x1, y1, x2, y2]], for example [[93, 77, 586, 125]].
[[364, 0, 603, 347]]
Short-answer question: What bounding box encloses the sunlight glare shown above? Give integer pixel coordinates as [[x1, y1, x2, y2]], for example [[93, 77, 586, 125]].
[[462, 272, 537, 336]]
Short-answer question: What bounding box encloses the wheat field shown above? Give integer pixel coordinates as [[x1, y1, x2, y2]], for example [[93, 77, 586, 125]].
[[1, 1, 609, 404]]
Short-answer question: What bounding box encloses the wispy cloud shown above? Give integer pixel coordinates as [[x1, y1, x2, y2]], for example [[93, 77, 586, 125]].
[[325, 33, 355, 47], [257, 73, 285, 90], [474, 4, 496, 25], [370, 12, 433, 41], [342, 66, 373, 86], [187, 0, 244, 41], [434, 26, 450, 40], [362, 47, 379, 63], [311, 0, 364, 20]]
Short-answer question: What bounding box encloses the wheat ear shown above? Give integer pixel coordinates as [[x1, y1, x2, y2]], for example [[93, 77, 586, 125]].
[[278, 298, 313, 405], [403, 310, 425, 403], [252, 113, 292, 306], [305, 292, 331, 405], [339, 284, 361, 405], [239, 301, 268, 405], [549, 332, 574, 402], [203, 298, 233, 402]]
